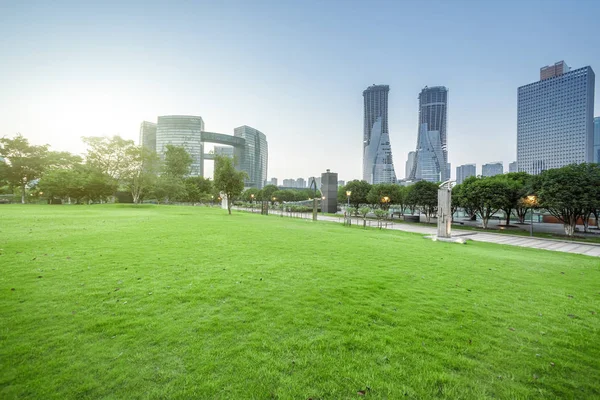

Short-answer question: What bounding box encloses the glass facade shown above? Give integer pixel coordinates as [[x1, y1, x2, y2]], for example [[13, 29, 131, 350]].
[[482, 162, 503, 177], [234, 125, 268, 189], [410, 86, 449, 182], [517, 66, 595, 174], [156, 115, 205, 176], [362, 85, 397, 184], [508, 161, 517, 173], [139, 121, 157, 152], [456, 164, 476, 184], [594, 117, 600, 163]]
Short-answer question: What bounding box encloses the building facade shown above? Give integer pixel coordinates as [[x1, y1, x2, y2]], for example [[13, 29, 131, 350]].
[[594, 117, 600, 163], [482, 162, 503, 177], [213, 146, 234, 158], [517, 62, 595, 174], [456, 164, 476, 184], [508, 161, 517, 173], [234, 126, 268, 189], [405, 151, 416, 180], [409, 86, 449, 182], [156, 115, 205, 176], [362, 85, 397, 184], [139, 121, 157, 152], [269, 178, 278, 187], [295, 178, 306, 188]]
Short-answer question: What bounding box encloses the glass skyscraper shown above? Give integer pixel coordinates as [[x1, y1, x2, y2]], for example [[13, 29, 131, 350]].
[[482, 162, 503, 177], [517, 62, 595, 174], [156, 115, 205, 176], [409, 86, 449, 182], [456, 164, 476, 184], [139, 121, 157, 152], [362, 85, 397, 184], [594, 117, 600, 163], [234, 125, 268, 189]]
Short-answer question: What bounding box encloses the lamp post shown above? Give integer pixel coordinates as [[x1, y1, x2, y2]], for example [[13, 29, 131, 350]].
[[250, 193, 255, 213], [346, 190, 352, 208], [527, 195, 537, 237], [382, 196, 390, 209]]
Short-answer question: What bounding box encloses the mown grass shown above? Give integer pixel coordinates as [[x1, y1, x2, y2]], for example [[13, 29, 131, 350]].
[[1, 204, 599, 399]]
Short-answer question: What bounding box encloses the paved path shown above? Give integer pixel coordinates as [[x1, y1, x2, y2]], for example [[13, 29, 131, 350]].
[[246, 209, 600, 258]]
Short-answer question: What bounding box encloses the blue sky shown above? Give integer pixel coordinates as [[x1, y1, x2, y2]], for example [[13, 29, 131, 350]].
[[1, 0, 598, 181]]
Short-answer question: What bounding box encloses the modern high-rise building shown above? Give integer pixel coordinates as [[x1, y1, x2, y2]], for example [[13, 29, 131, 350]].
[[295, 178, 306, 188], [282, 179, 294, 188], [139, 121, 157, 152], [409, 86, 449, 182], [362, 84, 397, 184], [594, 117, 600, 163], [508, 161, 517, 173], [269, 178, 278, 187], [234, 126, 268, 189], [213, 146, 234, 158], [156, 115, 205, 176], [517, 61, 595, 174], [482, 162, 503, 177], [405, 151, 416, 180], [337, 180, 345, 187], [456, 164, 476, 184], [540, 60, 570, 80]]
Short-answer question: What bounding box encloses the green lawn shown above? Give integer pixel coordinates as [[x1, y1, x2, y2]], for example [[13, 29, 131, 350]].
[[1, 205, 599, 399]]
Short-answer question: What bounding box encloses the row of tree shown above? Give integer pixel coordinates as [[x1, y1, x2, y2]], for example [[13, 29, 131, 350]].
[[337, 164, 600, 237], [0, 134, 247, 214]]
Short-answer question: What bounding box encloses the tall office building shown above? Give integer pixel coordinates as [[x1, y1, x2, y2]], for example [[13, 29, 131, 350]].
[[482, 162, 503, 177], [337, 180, 345, 187], [156, 115, 205, 176], [405, 151, 416, 180], [269, 178, 278, 187], [456, 164, 476, 184], [540, 60, 570, 80], [282, 179, 294, 188], [139, 121, 157, 152], [517, 61, 595, 174], [594, 117, 600, 163], [508, 161, 517, 173], [410, 86, 449, 182], [234, 126, 268, 189], [296, 178, 306, 188], [362, 85, 397, 184], [214, 146, 234, 158]]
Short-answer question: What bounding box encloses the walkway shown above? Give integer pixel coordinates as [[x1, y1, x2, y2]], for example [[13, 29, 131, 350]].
[[246, 209, 600, 258]]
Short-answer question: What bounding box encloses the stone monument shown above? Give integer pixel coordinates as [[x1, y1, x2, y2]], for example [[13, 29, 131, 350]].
[[428, 180, 466, 244], [321, 169, 338, 214]]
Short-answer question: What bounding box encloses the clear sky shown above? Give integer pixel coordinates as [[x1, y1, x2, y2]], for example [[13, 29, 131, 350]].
[[1, 0, 598, 182]]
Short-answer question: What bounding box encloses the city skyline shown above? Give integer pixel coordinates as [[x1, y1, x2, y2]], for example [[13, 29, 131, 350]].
[[1, 1, 599, 182]]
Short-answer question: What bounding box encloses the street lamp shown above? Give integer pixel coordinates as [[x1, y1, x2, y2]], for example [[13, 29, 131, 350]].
[[250, 193, 255, 213], [382, 196, 390, 208], [346, 190, 352, 208], [527, 195, 537, 237]]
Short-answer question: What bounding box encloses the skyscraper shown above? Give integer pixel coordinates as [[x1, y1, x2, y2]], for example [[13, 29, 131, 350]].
[[405, 151, 416, 180], [139, 121, 157, 152], [482, 162, 503, 177], [234, 125, 268, 189], [508, 161, 517, 173], [213, 146, 234, 158], [456, 164, 476, 184], [362, 85, 396, 184], [156, 115, 205, 176], [517, 61, 595, 174], [594, 117, 600, 163], [409, 86, 449, 182]]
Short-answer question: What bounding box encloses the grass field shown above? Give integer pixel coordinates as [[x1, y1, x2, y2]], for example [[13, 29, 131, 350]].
[[1, 205, 599, 399]]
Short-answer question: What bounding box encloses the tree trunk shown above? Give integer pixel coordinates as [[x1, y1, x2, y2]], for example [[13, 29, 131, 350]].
[[505, 208, 512, 225], [481, 217, 489, 229], [227, 197, 232, 214], [564, 223, 575, 237], [21, 184, 26, 204]]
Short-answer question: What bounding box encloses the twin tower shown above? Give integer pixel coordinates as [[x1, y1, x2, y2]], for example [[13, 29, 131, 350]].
[[139, 116, 268, 188], [362, 85, 449, 184]]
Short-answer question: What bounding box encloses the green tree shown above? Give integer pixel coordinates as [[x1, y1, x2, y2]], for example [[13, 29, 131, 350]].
[[495, 172, 530, 225], [127, 147, 161, 204], [213, 155, 247, 214], [81, 167, 118, 203], [241, 188, 261, 202], [461, 176, 509, 229], [272, 189, 295, 202], [339, 180, 371, 208], [260, 184, 278, 201], [82, 135, 137, 184], [538, 163, 600, 236], [181, 176, 213, 203], [151, 176, 185, 204], [0, 134, 50, 204], [366, 183, 400, 210], [163, 145, 193, 178], [409, 181, 438, 223]]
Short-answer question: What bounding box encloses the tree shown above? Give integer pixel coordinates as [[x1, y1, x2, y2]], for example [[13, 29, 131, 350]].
[[0, 134, 50, 204], [213, 155, 247, 214], [261, 184, 278, 201], [538, 163, 600, 236], [461, 176, 509, 229], [409, 181, 438, 223], [126, 147, 161, 204], [82, 136, 137, 183], [366, 183, 399, 210], [241, 188, 261, 202], [340, 180, 371, 208], [81, 167, 118, 203], [272, 189, 295, 202], [151, 176, 185, 204], [182, 176, 213, 203], [496, 172, 530, 225], [163, 145, 193, 178]]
